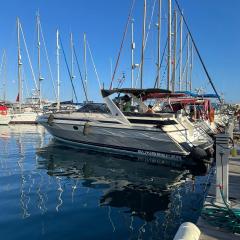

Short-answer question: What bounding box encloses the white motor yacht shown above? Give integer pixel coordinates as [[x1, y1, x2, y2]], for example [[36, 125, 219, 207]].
[[38, 89, 213, 165]]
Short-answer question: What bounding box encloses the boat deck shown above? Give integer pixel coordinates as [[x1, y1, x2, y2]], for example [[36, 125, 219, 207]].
[[197, 157, 240, 240]]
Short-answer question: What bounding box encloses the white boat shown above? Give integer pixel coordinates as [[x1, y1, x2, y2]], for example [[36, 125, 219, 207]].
[[38, 88, 213, 165], [10, 111, 41, 124], [9, 18, 43, 125]]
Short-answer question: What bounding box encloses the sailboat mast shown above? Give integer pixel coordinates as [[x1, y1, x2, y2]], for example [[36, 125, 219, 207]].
[[189, 42, 193, 91], [179, 13, 183, 91], [167, 0, 172, 90], [70, 32, 75, 102], [36, 12, 42, 106], [172, 10, 177, 92], [186, 33, 190, 91], [17, 18, 22, 112], [2, 50, 6, 102], [56, 29, 60, 110], [83, 32, 88, 101], [131, 19, 135, 89], [140, 0, 147, 89], [156, 0, 162, 88]]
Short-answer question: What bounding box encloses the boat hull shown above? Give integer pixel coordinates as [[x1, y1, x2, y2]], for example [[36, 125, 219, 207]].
[[0, 115, 11, 125], [39, 117, 203, 165], [10, 112, 41, 124]]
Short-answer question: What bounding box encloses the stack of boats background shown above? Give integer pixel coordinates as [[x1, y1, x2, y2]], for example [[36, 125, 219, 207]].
[[0, 0, 239, 164]]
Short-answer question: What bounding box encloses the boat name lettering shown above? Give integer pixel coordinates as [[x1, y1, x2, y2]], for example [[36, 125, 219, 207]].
[[137, 150, 182, 160]]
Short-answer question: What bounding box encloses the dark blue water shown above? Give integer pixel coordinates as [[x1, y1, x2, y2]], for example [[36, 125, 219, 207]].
[[0, 125, 209, 240]]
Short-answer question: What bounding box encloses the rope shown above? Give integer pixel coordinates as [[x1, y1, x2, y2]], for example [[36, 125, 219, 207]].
[[39, 21, 57, 101], [86, 40, 102, 90], [72, 45, 88, 102], [22, 67, 30, 98], [59, 35, 78, 103], [110, 0, 136, 89], [202, 180, 240, 233], [201, 145, 240, 234], [19, 23, 38, 91]]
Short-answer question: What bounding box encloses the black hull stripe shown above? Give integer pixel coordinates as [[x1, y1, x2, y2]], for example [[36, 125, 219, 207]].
[[10, 121, 38, 124]]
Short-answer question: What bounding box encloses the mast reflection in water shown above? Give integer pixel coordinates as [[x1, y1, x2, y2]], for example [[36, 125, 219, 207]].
[[0, 125, 210, 240]]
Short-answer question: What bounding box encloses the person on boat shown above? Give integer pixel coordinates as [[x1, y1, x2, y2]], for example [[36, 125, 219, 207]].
[[209, 107, 215, 123], [146, 105, 155, 114], [122, 95, 132, 112], [189, 107, 195, 121]]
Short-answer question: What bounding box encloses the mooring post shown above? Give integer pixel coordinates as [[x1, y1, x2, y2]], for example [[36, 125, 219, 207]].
[[215, 133, 230, 206], [227, 118, 234, 140]]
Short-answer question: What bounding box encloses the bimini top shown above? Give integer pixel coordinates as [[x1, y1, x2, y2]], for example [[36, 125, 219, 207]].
[[101, 88, 171, 98]]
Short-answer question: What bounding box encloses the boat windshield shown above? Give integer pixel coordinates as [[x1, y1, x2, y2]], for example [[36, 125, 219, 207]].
[[77, 103, 110, 113]]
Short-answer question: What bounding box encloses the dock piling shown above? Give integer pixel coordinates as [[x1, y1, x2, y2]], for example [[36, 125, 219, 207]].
[[215, 133, 230, 206]]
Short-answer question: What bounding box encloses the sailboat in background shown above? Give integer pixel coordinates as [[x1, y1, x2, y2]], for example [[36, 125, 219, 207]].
[[10, 17, 42, 124]]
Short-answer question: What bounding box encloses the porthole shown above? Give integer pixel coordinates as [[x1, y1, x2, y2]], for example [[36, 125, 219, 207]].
[[73, 126, 78, 130]]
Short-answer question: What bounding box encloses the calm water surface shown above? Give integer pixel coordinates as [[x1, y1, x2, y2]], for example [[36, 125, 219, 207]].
[[0, 125, 209, 240]]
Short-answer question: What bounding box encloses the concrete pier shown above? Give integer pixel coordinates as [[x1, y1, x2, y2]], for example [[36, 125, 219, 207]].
[[197, 128, 240, 239], [198, 158, 240, 240]]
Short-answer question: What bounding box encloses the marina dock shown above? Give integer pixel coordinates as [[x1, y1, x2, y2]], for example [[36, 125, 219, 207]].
[[197, 156, 240, 240]]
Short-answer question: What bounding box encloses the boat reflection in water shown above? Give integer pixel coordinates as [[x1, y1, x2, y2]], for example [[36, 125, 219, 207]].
[[37, 141, 187, 221], [37, 141, 209, 230]]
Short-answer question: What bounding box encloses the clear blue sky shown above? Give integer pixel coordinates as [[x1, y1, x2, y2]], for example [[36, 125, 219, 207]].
[[0, 0, 239, 103]]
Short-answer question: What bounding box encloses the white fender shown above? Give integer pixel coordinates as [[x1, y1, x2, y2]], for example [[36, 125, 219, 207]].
[[173, 222, 201, 240]]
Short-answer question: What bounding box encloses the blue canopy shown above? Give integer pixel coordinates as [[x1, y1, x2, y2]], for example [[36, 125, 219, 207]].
[[176, 91, 219, 98]]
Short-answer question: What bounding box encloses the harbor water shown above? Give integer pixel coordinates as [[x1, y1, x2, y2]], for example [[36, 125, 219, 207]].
[[0, 125, 211, 240]]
